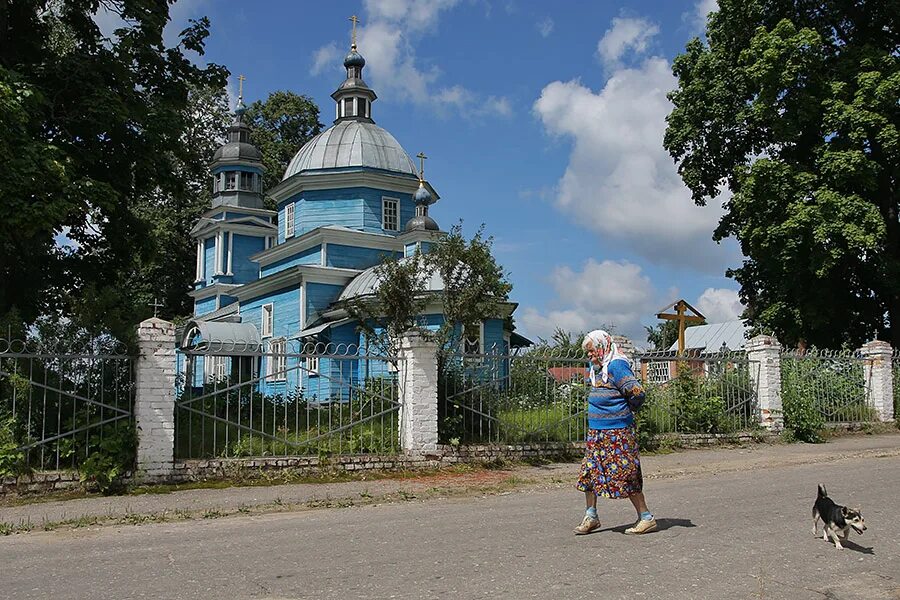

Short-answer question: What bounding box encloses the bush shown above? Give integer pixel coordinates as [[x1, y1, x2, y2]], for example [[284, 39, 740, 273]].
[[781, 387, 825, 443], [78, 424, 137, 494], [0, 415, 28, 478]]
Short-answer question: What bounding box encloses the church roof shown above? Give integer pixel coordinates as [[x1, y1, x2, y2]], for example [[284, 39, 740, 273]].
[[667, 319, 749, 353], [282, 120, 418, 180]]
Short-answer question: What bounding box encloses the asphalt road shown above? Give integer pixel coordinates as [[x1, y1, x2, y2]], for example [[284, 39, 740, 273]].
[[2, 451, 898, 599]]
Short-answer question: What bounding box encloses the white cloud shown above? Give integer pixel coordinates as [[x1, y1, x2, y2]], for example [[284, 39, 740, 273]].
[[688, 0, 718, 33], [308, 2, 510, 118], [597, 17, 659, 69], [311, 42, 340, 76], [536, 17, 554, 38], [696, 287, 743, 323], [534, 55, 734, 272], [519, 259, 657, 342]]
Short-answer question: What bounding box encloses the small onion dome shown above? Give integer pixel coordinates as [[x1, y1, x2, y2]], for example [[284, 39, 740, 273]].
[[234, 101, 247, 119], [405, 214, 440, 232], [344, 49, 366, 69], [414, 182, 434, 205]]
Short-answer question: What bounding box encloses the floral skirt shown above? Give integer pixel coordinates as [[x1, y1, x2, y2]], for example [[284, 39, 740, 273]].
[[576, 426, 643, 499]]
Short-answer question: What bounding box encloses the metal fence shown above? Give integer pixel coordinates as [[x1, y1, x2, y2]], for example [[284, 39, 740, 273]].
[[439, 346, 588, 445], [175, 340, 401, 459], [635, 351, 760, 435], [780, 349, 876, 424], [0, 337, 134, 472]]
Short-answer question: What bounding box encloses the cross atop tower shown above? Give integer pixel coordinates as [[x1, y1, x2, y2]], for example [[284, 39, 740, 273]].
[[349, 15, 360, 49], [237, 74, 246, 103], [416, 152, 428, 180]]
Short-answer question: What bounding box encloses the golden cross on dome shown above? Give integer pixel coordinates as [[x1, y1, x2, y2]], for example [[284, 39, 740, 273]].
[[349, 15, 360, 48], [416, 152, 428, 180], [237, 74, 245, 102]]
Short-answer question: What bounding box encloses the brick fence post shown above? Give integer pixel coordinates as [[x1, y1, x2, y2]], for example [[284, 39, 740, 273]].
[[860, 340, 894, 422], [135, 318, 176, 483], [746, 334, 783, 431], [397, 332, 439, 455]]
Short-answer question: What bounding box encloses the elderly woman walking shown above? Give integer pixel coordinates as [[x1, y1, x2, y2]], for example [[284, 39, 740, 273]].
[[574, 330, 656, 536]]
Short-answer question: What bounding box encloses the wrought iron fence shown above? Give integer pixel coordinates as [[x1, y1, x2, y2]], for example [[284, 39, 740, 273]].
[[439, 345, 589, 445], [780, 349, 876, 424], [0, 337, 134, 472], [175, 341, 401, 459], [635, 351, 760, 435]]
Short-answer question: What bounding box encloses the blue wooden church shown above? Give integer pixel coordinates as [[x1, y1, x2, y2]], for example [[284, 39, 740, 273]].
[[177, 37, 527, 399]]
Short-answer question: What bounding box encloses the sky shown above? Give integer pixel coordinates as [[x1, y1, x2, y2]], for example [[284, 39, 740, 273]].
[[124, 0, 743, 345]]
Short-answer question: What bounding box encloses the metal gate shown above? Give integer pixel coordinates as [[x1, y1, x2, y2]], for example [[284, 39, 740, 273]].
[[439, 346, 588, 444], [780, 349, 875, 423], [175, 341, 401, 458], [0, 336, 134, 472]]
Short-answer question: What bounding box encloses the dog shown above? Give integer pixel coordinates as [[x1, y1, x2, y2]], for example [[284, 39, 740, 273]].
[[812, 484, 866, 550]]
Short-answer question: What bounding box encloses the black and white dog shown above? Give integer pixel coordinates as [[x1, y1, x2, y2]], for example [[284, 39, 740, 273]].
[[812, 484, 866, 549]]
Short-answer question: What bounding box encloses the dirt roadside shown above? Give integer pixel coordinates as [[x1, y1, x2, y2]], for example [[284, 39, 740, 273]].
[[1, 432, 897, 534]]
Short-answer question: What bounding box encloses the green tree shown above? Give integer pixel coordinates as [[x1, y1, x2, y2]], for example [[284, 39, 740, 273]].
[[344, 222, 513, 362], [0, 0, 227, 341], [645, 320, 701, 351], [244, 91, 323, 191], [664, 1, 899, 348]]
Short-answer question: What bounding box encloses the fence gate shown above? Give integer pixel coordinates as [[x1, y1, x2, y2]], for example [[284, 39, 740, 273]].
[[175, 341, 402, 459], [635, 351, 759, 435], [439, 346, 589, 444], [0, 337, 134, 471]]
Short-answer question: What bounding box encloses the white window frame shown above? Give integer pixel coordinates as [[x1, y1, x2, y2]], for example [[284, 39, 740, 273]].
[[204, 356, 227, 383], [306, 356, 319, 375], [463, 322, 484, 355], [267, 338, 287, 381], [382, 197, 399, 231], [285, 202, 295, 238], [261, 303, 274, 338]]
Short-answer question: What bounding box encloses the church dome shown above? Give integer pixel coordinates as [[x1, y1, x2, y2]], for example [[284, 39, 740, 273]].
[[212, 141, 262, 164], [338, 258, 444, 301], [405, 215, 440, 232], [282, 120, 418, 180], [344, 50, 365, 68]]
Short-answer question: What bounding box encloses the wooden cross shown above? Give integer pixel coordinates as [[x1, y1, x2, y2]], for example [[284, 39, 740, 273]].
[[656, 299, 705, 355], [148, 297, 164, 319], [349, 15, 360, 48], [237, 74, 245, 102], [416, 151, 428, 179]]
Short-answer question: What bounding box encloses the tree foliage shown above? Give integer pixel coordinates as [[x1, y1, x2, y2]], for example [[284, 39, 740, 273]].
[[344, 223, 513, 361], [665, 0, 899, 348], [0, 0, 228, 342], [645, 320, 701, 350], [244, 91, 323, 191]]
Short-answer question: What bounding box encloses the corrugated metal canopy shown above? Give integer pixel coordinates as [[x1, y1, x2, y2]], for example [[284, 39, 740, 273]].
[[338, 259, 444, 301], [283, 120, 418, 179], [295, 318, 353, 339], [181, 320, 261, 354], [668, 319, 749, 353]]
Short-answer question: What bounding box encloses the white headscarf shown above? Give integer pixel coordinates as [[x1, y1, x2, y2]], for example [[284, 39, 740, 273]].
[[582, 329, 631, 386]]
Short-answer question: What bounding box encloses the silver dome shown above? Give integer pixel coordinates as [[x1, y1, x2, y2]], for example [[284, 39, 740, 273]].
[[338, 258, 444, 301], [283, 120, 418, 180]]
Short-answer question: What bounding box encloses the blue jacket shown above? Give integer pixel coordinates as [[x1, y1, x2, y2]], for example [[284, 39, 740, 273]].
[[586, 358, 645, 430]]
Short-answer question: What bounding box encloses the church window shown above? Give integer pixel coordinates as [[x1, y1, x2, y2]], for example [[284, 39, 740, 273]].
[[343, 98, 353, 117], [240, 172, 252, 190], [266, 338, 286, 381], [306, 356, 319, 375], [204, 356, 227, 383], [463, 323, 484, 355], [226, 172, 237, 190], [285, 203, 295, 238], [382, 197, 399, 231], [262, 303, 274, 338], [359, 99, 368, 118], [213, 175, 220, 193]]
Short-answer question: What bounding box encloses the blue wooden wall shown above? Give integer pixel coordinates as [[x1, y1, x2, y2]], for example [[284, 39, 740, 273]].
[[232, 234, 266, 283], [305, 282, 343, 326], [260, 245, 322, 278], [326, 244, 398, 269]]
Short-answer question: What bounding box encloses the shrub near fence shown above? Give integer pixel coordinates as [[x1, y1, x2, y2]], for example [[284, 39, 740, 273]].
[[780, 349, 876, 440]]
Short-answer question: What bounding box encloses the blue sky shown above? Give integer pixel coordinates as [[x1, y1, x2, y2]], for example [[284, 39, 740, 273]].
[[149, 0, 740, 344]]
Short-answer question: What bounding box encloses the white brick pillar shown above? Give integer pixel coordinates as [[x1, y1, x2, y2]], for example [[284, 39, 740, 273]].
[[860, 340, 894, 422], [397, 332, 439, 455], [135, 318, 176, 482], [746, 334, 783, 431]]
